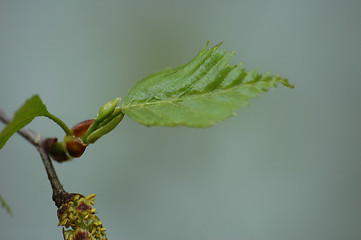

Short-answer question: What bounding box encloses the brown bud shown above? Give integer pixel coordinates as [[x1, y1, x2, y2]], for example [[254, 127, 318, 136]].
[[71, 119, 95, 138], [65, 136, 87, 158], [74, 228, 90, 240], [46, 138, 71, 163], [75, 202, 92, 211], [50, 151, 71, 163]]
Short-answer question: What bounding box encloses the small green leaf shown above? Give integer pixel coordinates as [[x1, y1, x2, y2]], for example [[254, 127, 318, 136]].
[[0, 95, 72, 150], [0, 193, 12, 216], [82, 97, 122, 143], [121, 43, 293, 127], [95, 97, 121, 124], [85, 108, 124, 144], [0, 95, 49, 150]]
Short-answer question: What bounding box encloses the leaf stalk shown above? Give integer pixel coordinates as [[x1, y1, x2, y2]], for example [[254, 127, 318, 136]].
[[44, 112, 72, 136]]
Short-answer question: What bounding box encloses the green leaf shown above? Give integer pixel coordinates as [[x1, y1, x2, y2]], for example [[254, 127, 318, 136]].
[[0, 95, 73, 150], [0, 193, 13, 215], [0, 95, 49, 150], [121, 43, 293, 127]]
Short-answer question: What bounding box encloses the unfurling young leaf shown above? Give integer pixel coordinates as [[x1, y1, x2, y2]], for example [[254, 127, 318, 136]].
[[81, 97, 124, 144], [121, 43, 293, 127]]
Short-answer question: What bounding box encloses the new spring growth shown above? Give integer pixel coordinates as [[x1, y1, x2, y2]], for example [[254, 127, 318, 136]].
[[49, 98, 124, 161], [85, 108, 124, 144], [58, 193, 108, 240], [49, 135, 88, 161], [82, 97, 124, 144], [96, 97, 120, 123]]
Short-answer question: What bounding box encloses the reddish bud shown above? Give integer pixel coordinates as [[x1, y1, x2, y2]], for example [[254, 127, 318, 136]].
[[65, 136, 87, 158], [46, 138, 71, 163], [75, 202, 92, 211], [74, 228, 90, 240], [50, 151, 71, 163], [71, 119, 95, 138]]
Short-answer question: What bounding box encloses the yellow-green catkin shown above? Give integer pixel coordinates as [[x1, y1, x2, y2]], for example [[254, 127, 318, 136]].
[[57, 194, 108, 240]]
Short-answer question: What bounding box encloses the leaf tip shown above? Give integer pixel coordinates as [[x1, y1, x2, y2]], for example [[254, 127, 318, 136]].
[[203, 41, 224, 52], [215, 41, 224, 48], [202, 41, 210, 51], [280, 78, 294, 89]]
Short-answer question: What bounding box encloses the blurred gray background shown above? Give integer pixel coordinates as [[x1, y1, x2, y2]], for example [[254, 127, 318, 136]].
[[0, 0, 360, 239]]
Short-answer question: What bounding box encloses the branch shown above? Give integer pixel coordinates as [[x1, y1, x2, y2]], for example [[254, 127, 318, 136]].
[[0, 109, 69, 207]]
